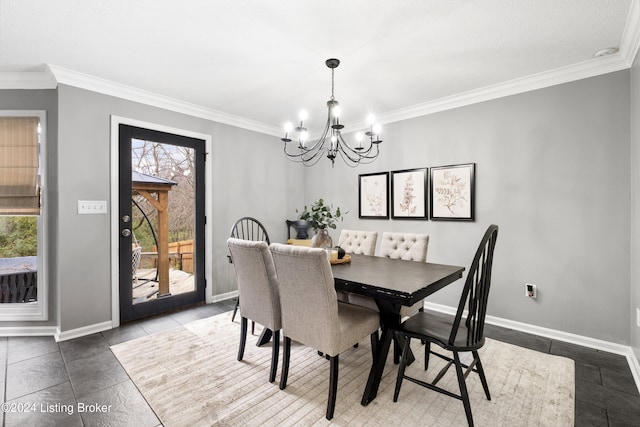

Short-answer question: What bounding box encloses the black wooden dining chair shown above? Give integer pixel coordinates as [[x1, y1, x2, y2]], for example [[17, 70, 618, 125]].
[[392, 224, 499, 427], [228, 217, 270, 324]]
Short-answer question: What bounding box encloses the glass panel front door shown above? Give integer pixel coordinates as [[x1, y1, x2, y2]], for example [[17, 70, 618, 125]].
[[119, 125, 205, 322]]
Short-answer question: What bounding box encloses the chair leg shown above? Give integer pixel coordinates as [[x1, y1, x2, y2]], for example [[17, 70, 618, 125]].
[[393, 336, 411, 402], [370, 331, 379, 360], [424, 342, 431, 371], [473, 350, 491, 400], [237, 317, 247, 361], [326, 355, 339, 420], [251, 321, 255, 335], [393, 338, 401, 364], [269, 330, 280, 383], [231, 297, 240, 322], [279, 337, 291, 390], [453, 351, 474, 427]]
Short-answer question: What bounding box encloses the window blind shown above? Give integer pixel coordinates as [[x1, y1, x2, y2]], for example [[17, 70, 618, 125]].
[[0, 117, 40, 215]]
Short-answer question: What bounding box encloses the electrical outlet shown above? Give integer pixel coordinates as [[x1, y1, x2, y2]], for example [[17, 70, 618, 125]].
[[525, 283, 537, 299], [636, 308, 640, 328], [78, 200, 107, 214]]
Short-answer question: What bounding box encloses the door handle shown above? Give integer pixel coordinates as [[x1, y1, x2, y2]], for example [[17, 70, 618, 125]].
[[121, 229, 132, 237]]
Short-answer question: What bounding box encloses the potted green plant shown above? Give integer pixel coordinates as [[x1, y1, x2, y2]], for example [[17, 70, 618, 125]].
[[297, 198, 344, 248]]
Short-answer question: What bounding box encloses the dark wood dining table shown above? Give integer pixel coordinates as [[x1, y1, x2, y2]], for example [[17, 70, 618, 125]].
[[331, 253, 465, 406]]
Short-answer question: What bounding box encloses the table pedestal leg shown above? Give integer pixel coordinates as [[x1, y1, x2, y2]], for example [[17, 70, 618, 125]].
[[361, 301, 415, 405], [361, 325, 392, 405], [256, 328, 272, 347]]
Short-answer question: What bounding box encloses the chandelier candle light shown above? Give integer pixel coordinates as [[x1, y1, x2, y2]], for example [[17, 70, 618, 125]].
[[281, 58, 383, 167]]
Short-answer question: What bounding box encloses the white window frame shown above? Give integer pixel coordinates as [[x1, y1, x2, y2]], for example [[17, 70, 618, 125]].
[[0, 110, 47, 321]]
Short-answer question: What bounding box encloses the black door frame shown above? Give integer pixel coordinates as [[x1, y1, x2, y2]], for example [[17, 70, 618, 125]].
[[112, 118, 210, 324]]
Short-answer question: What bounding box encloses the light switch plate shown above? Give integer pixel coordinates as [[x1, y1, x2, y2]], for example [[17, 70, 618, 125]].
[[78, 200, 107, 214]]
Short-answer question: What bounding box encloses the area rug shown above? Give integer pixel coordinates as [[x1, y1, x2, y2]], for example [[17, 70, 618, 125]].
[[111, 312, 574, 426]]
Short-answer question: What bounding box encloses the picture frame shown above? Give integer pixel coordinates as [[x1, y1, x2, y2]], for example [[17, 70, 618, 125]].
[[429, 163, 475, 221], [391, 168, 428, 219], [358, 171, 389, 219]]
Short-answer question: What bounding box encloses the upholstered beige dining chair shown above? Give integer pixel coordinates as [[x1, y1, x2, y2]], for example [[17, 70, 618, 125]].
[[335, 229, 378, 303], [379, 232, 429, 262], [349, 232, 429, 317], [381, 232, 429, 315], [227, 238, 282, 383], [269, 243, 380, 421], [337, 229, 378, 256]]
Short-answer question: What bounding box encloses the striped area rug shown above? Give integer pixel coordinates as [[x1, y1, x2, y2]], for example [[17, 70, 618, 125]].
[[111, 312, 574, 426]]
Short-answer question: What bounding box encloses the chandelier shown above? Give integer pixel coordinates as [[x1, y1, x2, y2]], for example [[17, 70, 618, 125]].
[[281, 58, 382, 167]]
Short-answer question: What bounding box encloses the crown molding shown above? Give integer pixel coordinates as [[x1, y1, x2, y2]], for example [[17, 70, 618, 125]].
[[376, 0, 640, 125], [47, 64, 282, 137], [621, 0, 640, 68], [3, 1, 639, 136], [0, 68, 57, 89], [376, 53, 632, 126], [6, 52, 635, 138]]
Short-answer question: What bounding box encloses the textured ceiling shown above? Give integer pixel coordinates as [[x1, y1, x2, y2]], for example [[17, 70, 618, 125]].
[[0, 0, 637, 136]]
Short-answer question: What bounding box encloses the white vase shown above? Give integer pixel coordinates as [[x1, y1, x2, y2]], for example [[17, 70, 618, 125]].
[[311, 229, 333, 249]]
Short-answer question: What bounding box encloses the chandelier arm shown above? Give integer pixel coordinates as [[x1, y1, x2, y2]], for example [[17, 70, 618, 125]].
[[336, 133, 381, 160], [302, 125, 330, 152], [344, 140, 380, 164], [285, 145, 325, 163], [336, 133, 374, 156], [335, 139, 366, 164], [302, 153, 326, 167], [283, 146, 325, 166], [336, 146, 371, 167], [282, 118, 331, 160], [302, 147, 326, 163], [316, 115, 333, 149], [283, 141, 324, 162]]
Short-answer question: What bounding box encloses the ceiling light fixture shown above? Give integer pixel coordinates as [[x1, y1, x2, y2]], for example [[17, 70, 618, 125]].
[[281, 58, 382, 167]]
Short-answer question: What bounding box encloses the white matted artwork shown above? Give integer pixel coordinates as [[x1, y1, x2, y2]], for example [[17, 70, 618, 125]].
[[358, 171, 389, 219], [430, 163, 475, 221], [391, 168, 427, 219]]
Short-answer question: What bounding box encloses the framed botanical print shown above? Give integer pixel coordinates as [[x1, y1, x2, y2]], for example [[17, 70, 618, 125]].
[[430, 163, 475, 221], [391, 168, 427, 219], [358, 171, 389, 219]]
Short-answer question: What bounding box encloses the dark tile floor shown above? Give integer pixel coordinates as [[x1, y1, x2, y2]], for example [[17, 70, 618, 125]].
[[0, 301, 638, 426], [483, 322, 640, 427]]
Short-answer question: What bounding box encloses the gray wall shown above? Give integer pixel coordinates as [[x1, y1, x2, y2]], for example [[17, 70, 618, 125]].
[[304, 71, 631, 344], [0, 89, 58, 328], [54, 84, 303, 332], [1, 70, 636, 348], [631, 53, 640, 359]]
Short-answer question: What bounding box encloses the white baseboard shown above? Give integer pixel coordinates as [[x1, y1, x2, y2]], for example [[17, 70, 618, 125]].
[[211, 290, 237, 304], [0, 326, 57, 337], [629, 349, 640, 396], [424, 302, 640, 394], [54, 295, 238, 342], [55, 320, 113, 342], [0, 321, 112, 342]]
